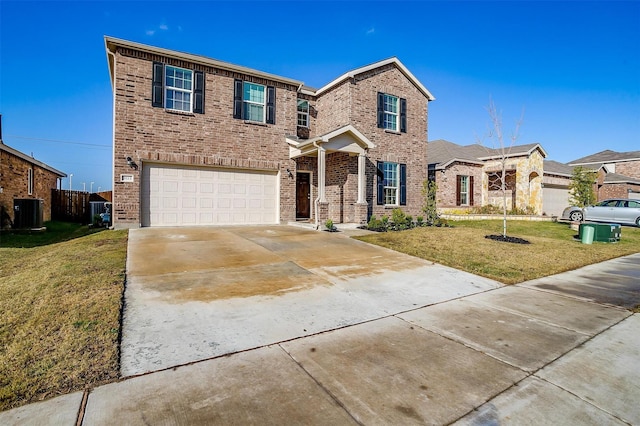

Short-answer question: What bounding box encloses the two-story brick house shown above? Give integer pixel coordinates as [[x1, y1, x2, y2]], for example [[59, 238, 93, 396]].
[[105, 37, 434, 229]]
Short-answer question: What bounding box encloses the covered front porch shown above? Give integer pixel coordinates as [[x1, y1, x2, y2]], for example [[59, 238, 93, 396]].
[[287, 125, 375, 226]]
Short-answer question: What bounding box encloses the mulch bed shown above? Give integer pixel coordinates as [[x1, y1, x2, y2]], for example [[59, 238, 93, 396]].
[[485, 234, 531, 244]]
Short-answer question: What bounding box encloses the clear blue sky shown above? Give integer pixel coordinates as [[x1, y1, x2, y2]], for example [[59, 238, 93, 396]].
[[1, 1, 639, 191]]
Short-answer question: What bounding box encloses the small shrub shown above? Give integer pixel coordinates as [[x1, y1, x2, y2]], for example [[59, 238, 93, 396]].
[[324, 219, 335, 231], [391, 208, 408, 231], [367, 215, 387, 232], [416, 216, 424, 227]]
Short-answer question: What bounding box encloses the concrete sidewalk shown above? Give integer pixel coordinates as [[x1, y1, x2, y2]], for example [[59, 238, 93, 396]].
[[2, 254, 639, 425]]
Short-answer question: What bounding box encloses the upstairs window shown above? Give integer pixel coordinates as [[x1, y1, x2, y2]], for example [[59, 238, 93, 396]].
[[377, 161, 407, 206], [297, 99, 309, 127], [377, 92, 407, 133], [233, 79, 276, 124], [383, 94, 398, 131], [165, 66, 193, 112], [28, 167, 33, 195], [243, 82, 265, 122], [151, 62, 204, 114]]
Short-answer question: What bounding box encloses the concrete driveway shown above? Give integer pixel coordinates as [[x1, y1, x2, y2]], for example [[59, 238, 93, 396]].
[[121, 225, 501, 376]]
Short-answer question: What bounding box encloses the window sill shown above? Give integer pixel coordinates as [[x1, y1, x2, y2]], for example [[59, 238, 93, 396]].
[[384, 129, 402, 135], [165, 109, 195, 117], [383, 204, 400, 209], [243, 120, 268, 127]]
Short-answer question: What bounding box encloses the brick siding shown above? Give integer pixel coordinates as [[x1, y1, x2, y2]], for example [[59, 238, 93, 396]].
[[0, 150, 59, 226], [111, 46, 430, 227]]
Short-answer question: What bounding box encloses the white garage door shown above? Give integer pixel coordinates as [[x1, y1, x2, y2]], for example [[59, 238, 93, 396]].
[[543, 186, 570, 217], [141, 164, 278, 227]]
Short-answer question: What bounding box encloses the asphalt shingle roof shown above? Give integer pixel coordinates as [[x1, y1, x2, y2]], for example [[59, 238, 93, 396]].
[[569, 150, 640, 165], [427, 140, 545, 168], [543, 160, 574, 176]]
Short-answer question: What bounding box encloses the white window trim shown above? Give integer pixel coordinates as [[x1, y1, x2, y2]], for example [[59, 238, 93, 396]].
[[383, 94, 399, 132], [297, 99, 309, 128], [164, 65, 193, 113], [28, 167, 33, 195], [243, 81, 266, 123], [383, 162, 399, 206]]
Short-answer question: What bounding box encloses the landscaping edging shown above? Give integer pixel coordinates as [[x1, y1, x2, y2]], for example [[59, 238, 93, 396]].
[[441, 214, 557, 222]]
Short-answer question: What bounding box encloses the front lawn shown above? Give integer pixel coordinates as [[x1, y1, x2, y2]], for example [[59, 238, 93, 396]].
[[0, 223, 127, 411], [355, 220, 640, 285]]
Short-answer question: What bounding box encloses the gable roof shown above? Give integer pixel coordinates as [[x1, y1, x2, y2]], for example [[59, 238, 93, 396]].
[[304, 57, 436, 100], [0, 142, 66, 177], [568, 149, 640, 165], [603, 172, 640, 185], [104, 37, 435, 104], [104, 36, 304, 89], [543, 160, 574, 177], [427, 139, 547, 169]]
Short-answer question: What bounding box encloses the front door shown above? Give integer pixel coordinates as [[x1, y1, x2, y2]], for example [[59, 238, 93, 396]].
[[296, 172, 311, 219]]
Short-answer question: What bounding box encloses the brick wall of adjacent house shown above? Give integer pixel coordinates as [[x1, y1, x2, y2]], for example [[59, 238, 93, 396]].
[[435, 163, 483, 209], [0, 150, 58, 225], [112, 48, 301, 227], [542, 174, 571, 187], [598, 183, 640, 200], [317, 64, 427, 221], [615, 160, 640, 179]]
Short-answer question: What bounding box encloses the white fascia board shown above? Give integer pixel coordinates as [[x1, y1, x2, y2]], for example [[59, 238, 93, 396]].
[[571, 157, 640, 166], [104, 36, 304, 89], [311, 57, 435, 100]]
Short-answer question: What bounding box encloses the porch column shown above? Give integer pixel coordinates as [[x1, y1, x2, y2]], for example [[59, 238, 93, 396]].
[[357, 152, 366, 204], [317, 146, 327, 203]]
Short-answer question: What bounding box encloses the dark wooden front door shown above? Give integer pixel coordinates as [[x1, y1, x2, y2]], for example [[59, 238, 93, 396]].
[[296, 173, 311, 219]]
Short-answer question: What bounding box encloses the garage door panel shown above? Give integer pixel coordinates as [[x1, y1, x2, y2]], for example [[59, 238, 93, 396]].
[[142, 164, 278, 227], [543, 187, 570, 217]]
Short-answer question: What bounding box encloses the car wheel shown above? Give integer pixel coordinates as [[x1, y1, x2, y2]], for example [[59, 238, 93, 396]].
[[636, 217, 640, 227], [569, 211, 583, 222]]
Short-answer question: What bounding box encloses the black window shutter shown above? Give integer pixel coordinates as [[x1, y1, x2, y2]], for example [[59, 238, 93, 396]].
[[152, 62, 164, 108], [377, 92, 384, 128], [193, 71, 205, 114], [233, 79, 243, 119], [399, 164, 407, 205], [266, 85, 276, 124], [469, 175, 474, 206], [400, 98, 407, 133], [376, 161, 384, 205], [456, 175, 462, 206]]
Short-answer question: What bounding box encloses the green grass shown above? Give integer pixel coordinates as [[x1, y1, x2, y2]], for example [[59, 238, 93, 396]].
[[0, 222, 127, 411], [355, 220, 640, 285], [0, 221, 106, 248]]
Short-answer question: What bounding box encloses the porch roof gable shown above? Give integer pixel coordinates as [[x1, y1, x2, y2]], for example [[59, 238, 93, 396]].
[[287, 125, 375, 159]]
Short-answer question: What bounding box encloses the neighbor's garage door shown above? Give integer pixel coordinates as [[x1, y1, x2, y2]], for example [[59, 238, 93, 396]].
[[141, 164, 278, 227], [543, 186, 570, 217]]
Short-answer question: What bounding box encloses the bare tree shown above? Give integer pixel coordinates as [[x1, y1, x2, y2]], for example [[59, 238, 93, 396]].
[[480, 98, 524, 238]]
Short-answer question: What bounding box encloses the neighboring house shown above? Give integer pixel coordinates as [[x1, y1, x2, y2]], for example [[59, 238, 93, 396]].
[[541, 160, 574, 217], [105, 37, 435, 228], [427, 140, 547, 214], [568, 150, 640, 200], [0, 121, 66, 228]]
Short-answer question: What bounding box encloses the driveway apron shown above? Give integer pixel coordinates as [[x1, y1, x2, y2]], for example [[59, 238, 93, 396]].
[[121, 225, 501, 376]]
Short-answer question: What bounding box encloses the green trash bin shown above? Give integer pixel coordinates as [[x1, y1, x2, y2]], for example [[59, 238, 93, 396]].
[[581, 224, 594, 244]]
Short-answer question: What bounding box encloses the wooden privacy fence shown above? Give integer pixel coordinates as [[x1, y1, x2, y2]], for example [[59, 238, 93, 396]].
[[51, 189, 91, 223]]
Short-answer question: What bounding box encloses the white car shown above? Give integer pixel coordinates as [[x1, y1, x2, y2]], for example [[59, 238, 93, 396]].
[[562, 199, 640, 226]]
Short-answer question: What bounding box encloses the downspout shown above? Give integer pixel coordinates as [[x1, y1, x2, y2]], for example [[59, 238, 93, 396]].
[[106, 47, 117, 227], [312, 140, 321, 229]]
